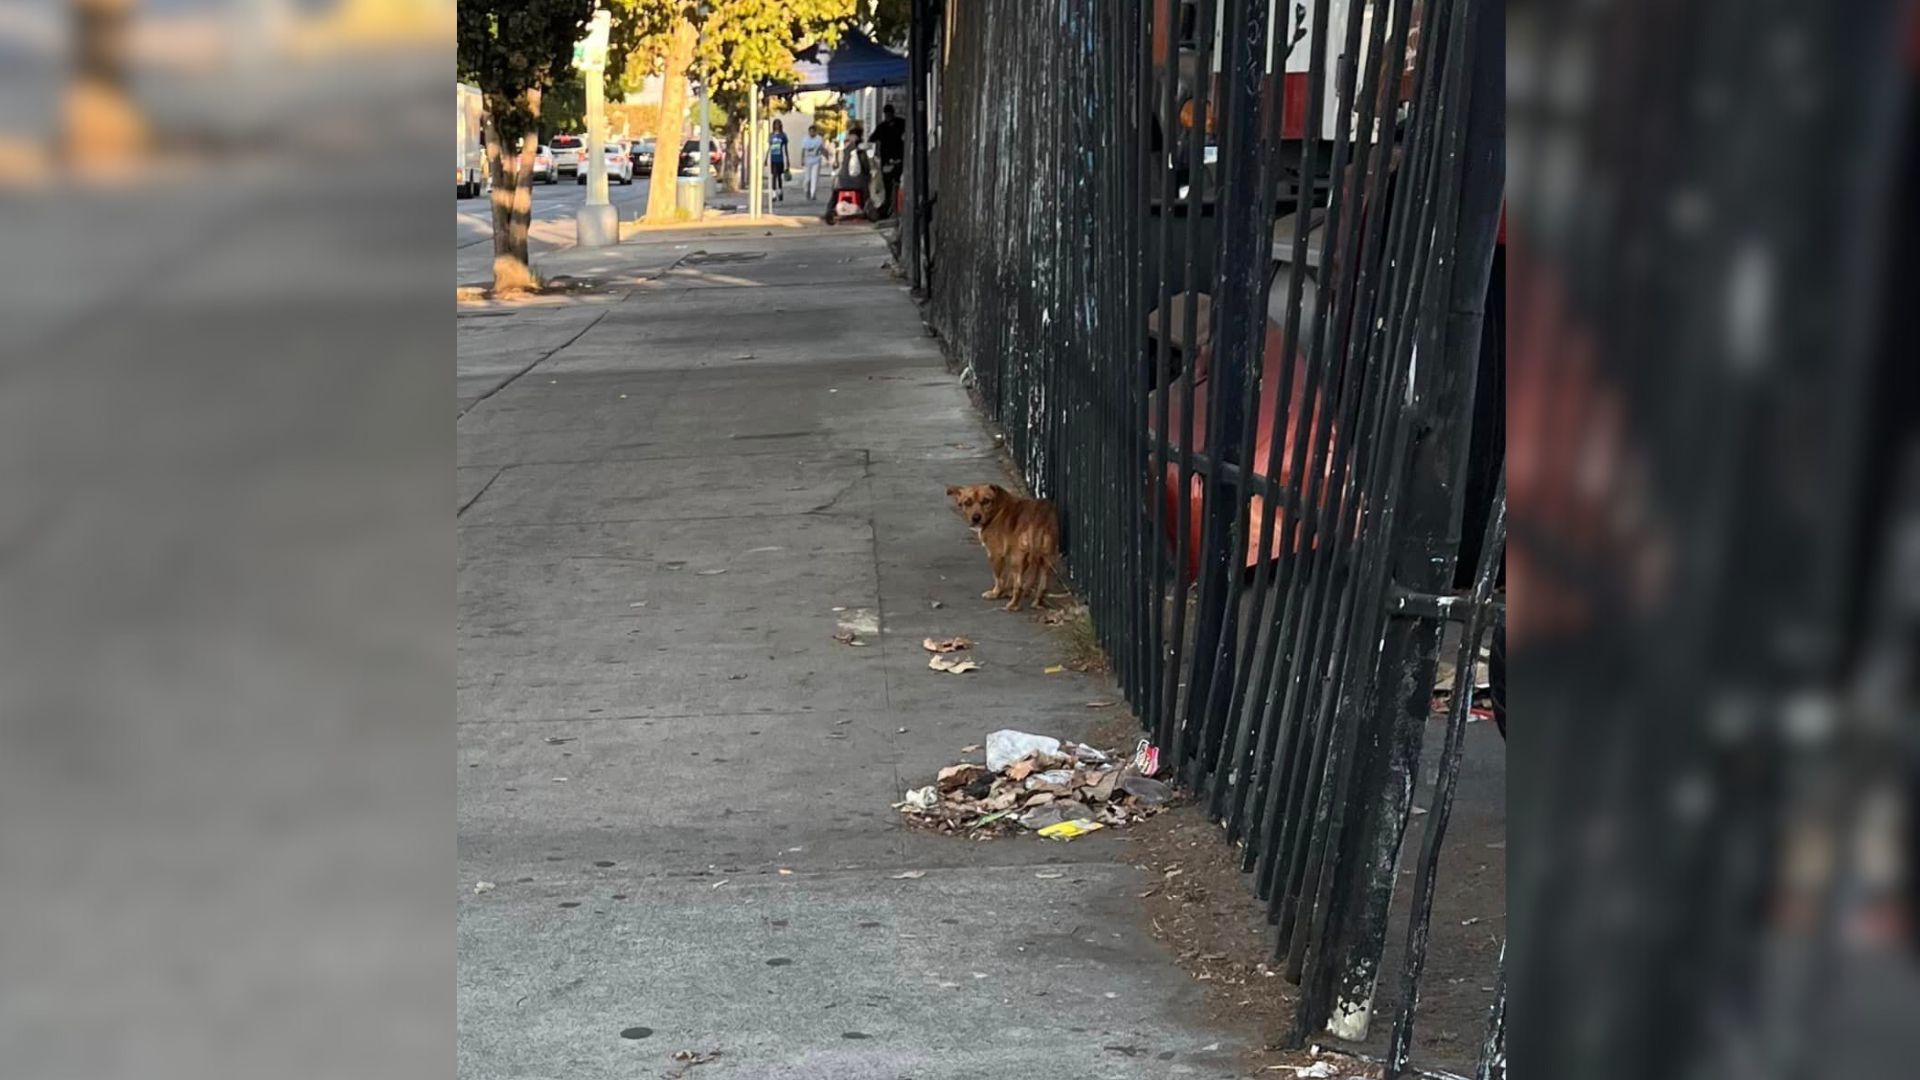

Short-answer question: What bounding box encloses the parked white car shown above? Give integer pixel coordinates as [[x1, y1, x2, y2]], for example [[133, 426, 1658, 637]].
[[576, 143, 634, 185], [549, 133, 585, 176], [532, 145, 557, 183]]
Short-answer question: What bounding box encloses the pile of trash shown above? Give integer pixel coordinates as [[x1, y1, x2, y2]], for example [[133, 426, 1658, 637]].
[[896, 729, 1174, 839]]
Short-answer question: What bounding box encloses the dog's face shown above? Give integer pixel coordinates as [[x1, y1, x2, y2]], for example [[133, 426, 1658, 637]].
[[945, 484, 1002, 527]]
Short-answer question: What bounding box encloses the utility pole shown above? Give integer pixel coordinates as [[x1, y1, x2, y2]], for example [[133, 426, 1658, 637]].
[[700, 76, 715, 199], [695, 1, 716, 203], [574, 8, 617, 248]]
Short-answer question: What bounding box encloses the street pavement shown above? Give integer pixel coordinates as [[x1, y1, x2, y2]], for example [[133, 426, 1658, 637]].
[[456, 169, 850, 289], [457, 223, 1249, 1077]]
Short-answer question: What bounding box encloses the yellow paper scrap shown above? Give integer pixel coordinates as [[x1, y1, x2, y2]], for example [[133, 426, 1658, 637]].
[[1036, 819, 1105, 840]]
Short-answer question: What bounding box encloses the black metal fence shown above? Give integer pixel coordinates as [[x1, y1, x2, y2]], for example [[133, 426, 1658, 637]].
[[923, 1, 1504, 1075]]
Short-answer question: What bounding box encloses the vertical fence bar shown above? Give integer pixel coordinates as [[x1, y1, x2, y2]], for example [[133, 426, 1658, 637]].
[[1219, 0, 1335, 841], [1275, 0, 1440, 981], [907, 0, 929, 294], [1476, 945, 1506, 1080], [1133, 0, 1157, 715], [1321, 0, 1502, 1041], [1148, 0, 1181, 746], [1165, 0, 1220, 774], [1177, 0, 1254, 787], [1294, 0, 1477, 1037], [1257, 0, 1408, 938], [1236, 0, 1364, 880], [1191, 0, 1285, 800], [1385, 482, 1505, 1078]]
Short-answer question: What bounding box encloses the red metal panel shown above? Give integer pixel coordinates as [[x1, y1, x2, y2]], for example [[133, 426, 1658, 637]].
[[1148, 317, 1341, 578], [1280, 71, 1311, 140]]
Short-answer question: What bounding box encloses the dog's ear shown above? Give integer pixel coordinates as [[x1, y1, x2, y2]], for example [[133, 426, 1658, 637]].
[[988, 484, 1011, 499], [945, 485, 962, 499]]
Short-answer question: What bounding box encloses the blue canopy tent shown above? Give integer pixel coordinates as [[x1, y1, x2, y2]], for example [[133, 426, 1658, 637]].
[[779, 29, 908, 92]]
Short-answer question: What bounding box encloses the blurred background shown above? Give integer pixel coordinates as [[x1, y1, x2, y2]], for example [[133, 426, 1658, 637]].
[[1508, 1, 1918, 1078], [0, 3, 449, 1079]]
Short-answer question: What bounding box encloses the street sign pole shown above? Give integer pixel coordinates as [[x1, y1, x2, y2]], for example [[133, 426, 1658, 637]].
[[747, 85, 761, 221], [574, 9, 618, 248]]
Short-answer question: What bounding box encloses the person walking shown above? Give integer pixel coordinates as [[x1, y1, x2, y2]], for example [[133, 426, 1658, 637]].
[[767, 118, 791, 204], [801, 124, 826, 202], [870, 103, 906, 220]]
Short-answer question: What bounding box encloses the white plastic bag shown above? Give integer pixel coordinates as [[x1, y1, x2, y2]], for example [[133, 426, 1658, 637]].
[[986, 729, 1062, 772]]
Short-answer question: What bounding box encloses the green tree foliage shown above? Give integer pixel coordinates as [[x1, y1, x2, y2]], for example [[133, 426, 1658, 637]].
[[866, 0, 909, 47], [691, 0, 856, 94], [457, 1, 595, 144]]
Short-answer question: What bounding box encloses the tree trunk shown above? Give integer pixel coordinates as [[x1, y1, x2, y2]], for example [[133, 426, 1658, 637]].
[[721, 113, 744, 193], [487, 90, 541, 293], [64, 0, 146, 171], [645, 17, 699, 224]]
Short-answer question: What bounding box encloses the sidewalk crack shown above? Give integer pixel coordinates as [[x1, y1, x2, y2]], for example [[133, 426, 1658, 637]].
[[457, 308, 609, 419], [458, 466, 506, 518], [803, 476, 865, 516]]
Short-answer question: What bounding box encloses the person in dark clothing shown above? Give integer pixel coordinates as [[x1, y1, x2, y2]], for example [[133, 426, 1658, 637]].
[[871, 104, 906, 219], [821, 128, 871, 223], [767, 118, 790, 203]]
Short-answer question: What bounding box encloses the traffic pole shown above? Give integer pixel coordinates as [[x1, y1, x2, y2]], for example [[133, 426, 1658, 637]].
[[574, 8, 617, 247]]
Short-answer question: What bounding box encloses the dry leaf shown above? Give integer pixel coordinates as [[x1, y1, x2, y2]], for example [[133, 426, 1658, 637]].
[[892, 870, 927, 880], [1085, 700, 1117, 708], [832, 630, 857, 645], [1083, 768, 1122, 803], [937, 763, 986, 790], [1005, 758, 1038, 781], [928, 654, 980, 674], [696, 568, 728, 576], [959, 743, 982, 753], [777, 868, 794, 876], [921, 636, 975, 653], [1043, 664, 1065, 674]]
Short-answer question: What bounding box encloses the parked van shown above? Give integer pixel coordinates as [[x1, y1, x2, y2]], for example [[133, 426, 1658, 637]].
[[457, 83, 486, 198]]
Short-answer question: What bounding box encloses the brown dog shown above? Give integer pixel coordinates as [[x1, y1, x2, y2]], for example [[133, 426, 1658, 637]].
[[945, 483, 1061, 611]]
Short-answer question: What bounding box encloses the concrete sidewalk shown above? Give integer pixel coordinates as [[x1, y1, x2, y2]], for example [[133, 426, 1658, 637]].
[[457, 224, 1247, 1078]]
